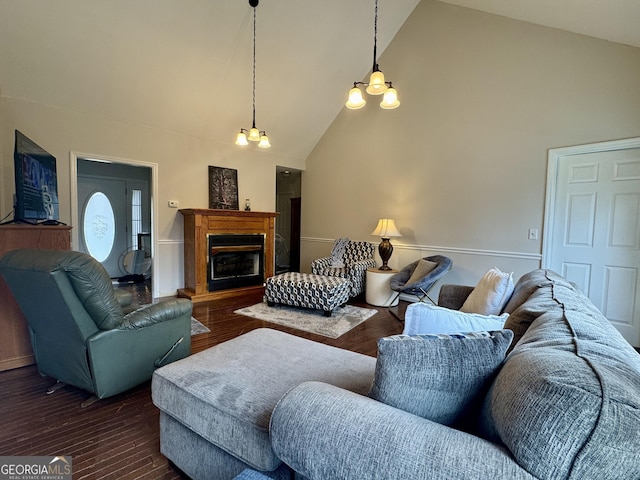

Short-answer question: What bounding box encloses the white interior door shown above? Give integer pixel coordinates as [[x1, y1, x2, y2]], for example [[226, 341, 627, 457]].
[[545, 140, 640, 347]]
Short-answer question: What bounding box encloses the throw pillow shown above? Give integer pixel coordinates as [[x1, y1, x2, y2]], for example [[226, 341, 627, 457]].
[[406, 258, 438, 286], [460, 267, 515, 316], [369, 330, 514, 427], [403, 303, 508, 335], [330, 237, 349, 267]]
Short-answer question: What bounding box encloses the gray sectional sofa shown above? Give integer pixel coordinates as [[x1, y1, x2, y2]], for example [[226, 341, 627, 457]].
[[153, 269, 640, 479]]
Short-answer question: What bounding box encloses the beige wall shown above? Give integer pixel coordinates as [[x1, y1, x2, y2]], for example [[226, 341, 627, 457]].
[[2, 0, 640, 297], [0, 97, 301, 296], [300, 0, 640, 288]]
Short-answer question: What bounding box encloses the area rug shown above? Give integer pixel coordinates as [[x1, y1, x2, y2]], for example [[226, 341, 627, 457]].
[[234, 302, 377, 339], [191, 317, 210, 335]]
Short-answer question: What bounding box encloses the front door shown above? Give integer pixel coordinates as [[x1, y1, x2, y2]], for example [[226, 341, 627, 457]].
[[545, 141, 640, 346], [77, 176, 128, 278]]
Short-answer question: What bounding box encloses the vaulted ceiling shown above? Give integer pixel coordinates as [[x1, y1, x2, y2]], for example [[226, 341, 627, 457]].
[[441, 0, 640, 50], [1, 0, 638, 164]]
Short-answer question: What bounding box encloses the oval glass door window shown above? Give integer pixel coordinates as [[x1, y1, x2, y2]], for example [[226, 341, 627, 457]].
[[83, 192, 116, 262]]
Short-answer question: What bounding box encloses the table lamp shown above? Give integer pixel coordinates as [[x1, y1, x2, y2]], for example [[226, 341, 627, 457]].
[[371, 218, 402, 270]]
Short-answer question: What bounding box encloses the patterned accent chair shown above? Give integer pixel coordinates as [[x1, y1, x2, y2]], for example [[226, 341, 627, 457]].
[[311, 240, 376, 297]]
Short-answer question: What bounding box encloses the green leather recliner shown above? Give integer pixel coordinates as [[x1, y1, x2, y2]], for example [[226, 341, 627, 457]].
[[0, 248, 192, 400]]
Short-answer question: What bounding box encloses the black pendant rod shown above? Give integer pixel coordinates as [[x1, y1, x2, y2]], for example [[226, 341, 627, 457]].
[[372, 0, 379, 72], [251, 1, 257, 128]]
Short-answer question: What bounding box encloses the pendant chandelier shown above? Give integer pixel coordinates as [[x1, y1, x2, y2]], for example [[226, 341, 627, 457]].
[[345, 0, 400, 110], [235, 0, 270, 148]]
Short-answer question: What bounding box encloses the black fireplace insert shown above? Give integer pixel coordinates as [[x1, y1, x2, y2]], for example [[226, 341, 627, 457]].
[[207, 234, 265, 291]]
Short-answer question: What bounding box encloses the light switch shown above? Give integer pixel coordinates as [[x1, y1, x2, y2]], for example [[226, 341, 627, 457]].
[[168, 200, 179, 208]]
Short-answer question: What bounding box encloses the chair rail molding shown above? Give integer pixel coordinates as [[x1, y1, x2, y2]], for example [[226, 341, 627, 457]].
[[302, 237, 542, 261]]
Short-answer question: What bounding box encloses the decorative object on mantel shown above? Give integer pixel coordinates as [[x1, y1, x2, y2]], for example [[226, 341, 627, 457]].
[[235, 0, 271, 148], [371, 218, 402, 270], [244, 198, 251, 211], [209, 166, 239, 210], [345, 0, 400, 110], [234, 302, 377, 339]]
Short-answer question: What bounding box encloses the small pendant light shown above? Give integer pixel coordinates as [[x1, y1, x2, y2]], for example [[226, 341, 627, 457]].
[[235, 0, 271, 148]]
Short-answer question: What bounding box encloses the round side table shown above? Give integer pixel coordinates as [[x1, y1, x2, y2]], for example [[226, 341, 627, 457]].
[[366, 268, 399, 307]]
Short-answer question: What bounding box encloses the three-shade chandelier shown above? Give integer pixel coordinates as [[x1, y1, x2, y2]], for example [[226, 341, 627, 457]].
[[346, 0, 400, 110]]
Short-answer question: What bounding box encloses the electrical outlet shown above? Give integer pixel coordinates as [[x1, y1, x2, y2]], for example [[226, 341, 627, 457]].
[[168, 200, 179, 208], [528, 228, 539, 240]]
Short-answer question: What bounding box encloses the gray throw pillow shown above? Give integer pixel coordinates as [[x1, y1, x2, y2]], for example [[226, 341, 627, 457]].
[[369, 330, 513, 427]]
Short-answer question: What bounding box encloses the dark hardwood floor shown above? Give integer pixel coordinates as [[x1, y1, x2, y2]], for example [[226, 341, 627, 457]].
[[0, 289, 405, 479]]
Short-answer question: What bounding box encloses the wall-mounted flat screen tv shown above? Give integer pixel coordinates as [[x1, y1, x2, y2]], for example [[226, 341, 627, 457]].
[[14, 130, 59, 222]]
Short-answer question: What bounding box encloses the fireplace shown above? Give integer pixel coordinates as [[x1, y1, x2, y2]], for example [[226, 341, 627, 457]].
[[208, 234, 265, 291], [179, 209, 277, 302]]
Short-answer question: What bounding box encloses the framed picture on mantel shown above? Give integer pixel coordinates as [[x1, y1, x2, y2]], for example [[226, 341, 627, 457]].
[[208, 166, 239, 210]]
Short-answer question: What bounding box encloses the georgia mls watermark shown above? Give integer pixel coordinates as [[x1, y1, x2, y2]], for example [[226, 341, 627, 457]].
[[0, 456, 72, 480]]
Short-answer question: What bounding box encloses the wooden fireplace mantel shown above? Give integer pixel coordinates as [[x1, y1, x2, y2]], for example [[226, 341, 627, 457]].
[[178, 208, 278, 302]]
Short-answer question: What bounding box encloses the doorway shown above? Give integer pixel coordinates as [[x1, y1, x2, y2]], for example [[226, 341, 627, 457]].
[[77, 175, 128, 277], [275, 166, 302, 273], [543, 137, 640, 346], [70, 153, 159, 298]]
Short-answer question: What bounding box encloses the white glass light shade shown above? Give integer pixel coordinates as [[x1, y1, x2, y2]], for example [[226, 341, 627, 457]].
[[346, 86, 366, 109], [380, 87, 400, 109], [371, 218, 402, 238], [235, 131, 249, 146], [248, 127, 261, 142], [366, 70, 388, 95], [258, 134, 271, 148]]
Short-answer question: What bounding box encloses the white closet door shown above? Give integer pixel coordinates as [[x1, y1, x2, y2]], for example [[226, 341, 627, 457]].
[[547, 146, 640, 346]]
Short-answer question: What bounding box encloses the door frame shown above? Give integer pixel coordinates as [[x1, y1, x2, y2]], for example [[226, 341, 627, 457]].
[[542, 136, 640, 268], [70, 152, 160, 298]]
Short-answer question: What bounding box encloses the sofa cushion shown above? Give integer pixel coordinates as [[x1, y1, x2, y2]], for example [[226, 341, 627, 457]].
[[369, 330, 513, 428], [483, 270, 640, 479], [501, 270, 568, 350], [403, 303, 508, 335], [460, 267, 515, 316], [233, 469, 273, 480], [501, 269, 552, 314], [152, 328, 376, 472]]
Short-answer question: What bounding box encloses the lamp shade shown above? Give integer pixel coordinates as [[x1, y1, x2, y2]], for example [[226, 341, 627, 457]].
[[248, 127, 261, 142], [346, 86, 366, 109], [380, 87, 400, 109], [371, 218, 402, 238], [258, 134, 271, 148], [235, 131, 249, 146], [366, 70, 388, 95]]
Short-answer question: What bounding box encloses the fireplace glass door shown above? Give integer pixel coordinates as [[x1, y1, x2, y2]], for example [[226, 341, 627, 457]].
[[208, 234, 265, 291]]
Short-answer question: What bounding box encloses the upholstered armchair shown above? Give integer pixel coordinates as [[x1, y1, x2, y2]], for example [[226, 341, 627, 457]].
[[0, 249, 192, 403], [311, 239, 376, 297]]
